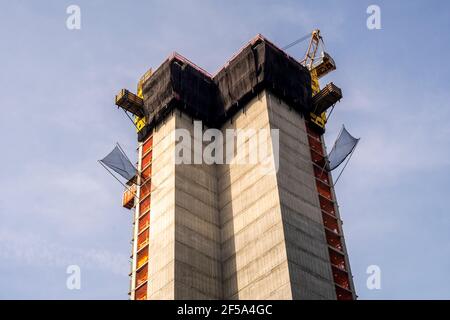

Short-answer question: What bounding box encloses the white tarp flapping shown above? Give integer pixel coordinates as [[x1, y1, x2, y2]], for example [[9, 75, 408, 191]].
[[328, 126, 359, 171], [99, 145, 136, 181]]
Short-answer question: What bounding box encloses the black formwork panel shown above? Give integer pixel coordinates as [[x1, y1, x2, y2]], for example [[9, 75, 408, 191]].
[[214, 38, 312, 122], [213, 44, 258, 121], [139, 37, 312, 138], [141, 56, 217, 129], [142, 57, 174, 116]]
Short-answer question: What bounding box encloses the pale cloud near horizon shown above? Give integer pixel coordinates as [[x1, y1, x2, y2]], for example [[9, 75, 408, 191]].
[[0, 228, 129, 276]]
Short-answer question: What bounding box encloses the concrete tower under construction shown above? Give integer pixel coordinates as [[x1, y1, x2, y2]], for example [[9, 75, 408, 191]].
[[115, 34, 356, 300]]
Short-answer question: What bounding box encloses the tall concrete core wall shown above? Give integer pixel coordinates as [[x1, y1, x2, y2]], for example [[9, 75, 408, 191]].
[[174, 114, 222, 299], [141, 90, 354, 299], [266, 93, 337, 299], [219, 92, 292, 299]]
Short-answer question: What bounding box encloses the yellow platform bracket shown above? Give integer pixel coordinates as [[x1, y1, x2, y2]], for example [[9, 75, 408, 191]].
[[134, 116, 146, 133], [309, 69, 327, 129], [135, 69, 153, 133]]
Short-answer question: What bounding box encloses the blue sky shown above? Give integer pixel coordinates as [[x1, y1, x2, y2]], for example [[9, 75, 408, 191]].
[[0, 0, 449, 299]]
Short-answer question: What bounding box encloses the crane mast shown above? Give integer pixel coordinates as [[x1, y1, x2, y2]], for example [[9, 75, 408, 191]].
[[301, 29, 340, 132]]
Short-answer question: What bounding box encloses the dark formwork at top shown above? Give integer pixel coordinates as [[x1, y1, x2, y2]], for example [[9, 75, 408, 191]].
[[139, 35, 312, 139]]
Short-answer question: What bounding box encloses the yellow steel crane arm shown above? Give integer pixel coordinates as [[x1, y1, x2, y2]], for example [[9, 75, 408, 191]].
[[300, 29, 338, 132]]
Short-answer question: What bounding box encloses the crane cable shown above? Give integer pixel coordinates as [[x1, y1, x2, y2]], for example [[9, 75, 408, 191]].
[[282, 33, 310, 50], [282, 32, 327, 59]]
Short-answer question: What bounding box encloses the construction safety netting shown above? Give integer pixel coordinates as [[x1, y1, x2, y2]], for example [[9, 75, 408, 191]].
[[100, 145, 136, 181], [327, 126, 359, 171], [140, 35, 312, 132]]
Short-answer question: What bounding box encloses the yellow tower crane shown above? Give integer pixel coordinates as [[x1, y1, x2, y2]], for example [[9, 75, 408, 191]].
[[299, 29, 341, 131]]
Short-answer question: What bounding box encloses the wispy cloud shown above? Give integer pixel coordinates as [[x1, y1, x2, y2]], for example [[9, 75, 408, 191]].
[[0, 228, 129, 276]]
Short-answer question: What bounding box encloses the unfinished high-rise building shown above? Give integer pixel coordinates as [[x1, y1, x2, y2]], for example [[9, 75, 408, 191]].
[[115, 33, 356, 300]]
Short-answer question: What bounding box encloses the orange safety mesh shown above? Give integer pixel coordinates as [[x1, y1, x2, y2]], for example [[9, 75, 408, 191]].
[[316, 179, 332, 200], [313, 165, 330, 184], [136, 266, 148, 288], [140, 182, 151, 199], [137, 247, 148, 269], [322, 212, 339, 233], [142, 150, 152, 169], [138, 212, 150, 233], [328, 248, 346, 271], [310, 149, 326, 167], [306, 121, 354, 300], [142, 166, 152, 181], [335, 286, 353, 300], [325, 229, 343, 251], [137, 229, 149, 251], [308, 135, 324, 156], [319, 196, 336, 216], [139, 196, 151, 215], [130, 134, 153, 301], [135, 283, 147, 300], [332, 266, 350, 290], [142, 136, 153, 155]]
